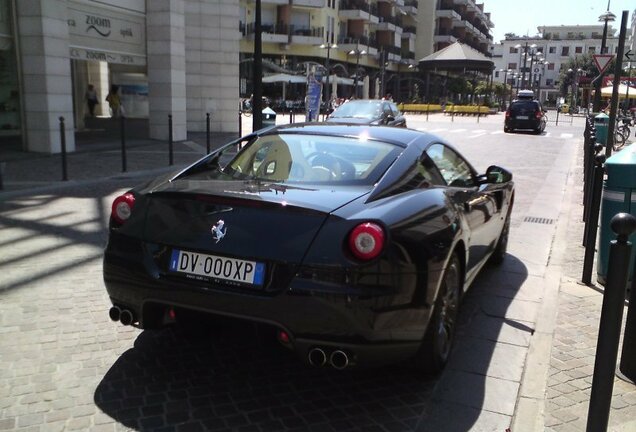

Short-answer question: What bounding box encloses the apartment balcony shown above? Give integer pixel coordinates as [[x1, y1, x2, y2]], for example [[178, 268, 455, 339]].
[[339, 0, 380, 24], [436, 8, 462, 22], [245, 22, 289, 44], [290, 25, 324, 45], [433, 35, 457, 44], [338, 35, 377, 57], [403, 0, 418, 15], [292, 0, 324, 7]]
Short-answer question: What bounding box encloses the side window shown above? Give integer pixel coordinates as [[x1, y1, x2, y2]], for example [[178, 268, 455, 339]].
[[426, 143, 475, 188], [390, 103, 400, 116]]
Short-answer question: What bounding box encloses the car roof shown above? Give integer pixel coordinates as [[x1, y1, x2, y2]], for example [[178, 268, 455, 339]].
[[260, 123, 427, 147]]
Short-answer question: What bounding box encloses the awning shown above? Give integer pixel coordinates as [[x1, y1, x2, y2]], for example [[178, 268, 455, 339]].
[[262, 73, 306, 84], [600, 84, 636, 99]]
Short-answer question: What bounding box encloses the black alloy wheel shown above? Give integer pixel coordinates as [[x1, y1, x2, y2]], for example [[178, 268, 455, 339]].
[[413, 254, 461, 374]]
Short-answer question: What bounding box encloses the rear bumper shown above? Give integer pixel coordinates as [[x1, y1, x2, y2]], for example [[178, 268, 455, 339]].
[[505, 118, 542, 130], [103, 236, 430, 367]]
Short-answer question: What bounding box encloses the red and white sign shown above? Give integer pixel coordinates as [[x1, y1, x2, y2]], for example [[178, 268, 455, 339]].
[[593, 54, 615, 74]]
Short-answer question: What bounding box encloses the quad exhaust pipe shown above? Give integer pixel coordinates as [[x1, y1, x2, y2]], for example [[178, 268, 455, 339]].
[[109, 306, 135, 326], [307, 347, 351, 369]]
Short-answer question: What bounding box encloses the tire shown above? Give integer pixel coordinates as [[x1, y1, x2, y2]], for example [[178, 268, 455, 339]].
[[490, 213, 510, 265], [504, 127, 510, 133], [412, 254, 462, 374]]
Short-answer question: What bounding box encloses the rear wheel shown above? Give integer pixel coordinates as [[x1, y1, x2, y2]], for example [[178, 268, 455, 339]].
[[412, 254, 461, 374]]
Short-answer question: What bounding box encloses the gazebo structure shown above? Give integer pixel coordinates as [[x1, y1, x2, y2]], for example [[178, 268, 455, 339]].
[[417, 42, 494, 104]]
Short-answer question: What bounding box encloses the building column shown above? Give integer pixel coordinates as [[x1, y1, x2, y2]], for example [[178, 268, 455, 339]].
[[184, 0, 240, 133], [16, 0, 75, 153], [147, 0, 187, 141]]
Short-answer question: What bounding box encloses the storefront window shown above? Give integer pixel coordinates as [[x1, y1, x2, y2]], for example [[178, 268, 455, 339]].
[[0, 0, 21, 138]]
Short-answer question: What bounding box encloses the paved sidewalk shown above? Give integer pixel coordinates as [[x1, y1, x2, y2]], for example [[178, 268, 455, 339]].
[[541, 139, 636, 431], [1, 113, 634, 431]]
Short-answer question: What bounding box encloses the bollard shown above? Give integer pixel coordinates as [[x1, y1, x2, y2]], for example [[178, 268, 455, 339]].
[[477, 108, 481, 123], [59, 116, 68, 181], [168, 114, 174, 166], [120, 115, 127, 172], [582, 133, 597, 222], [426, 106, 429, 122], [555, 109, 560, 126], [289, 108, 293, 124], [583, 141, 601, 241], [582, 153, 606, 285], [620, 263, 636, 382], [206, 113, 210, 154], [238, 109, 242, 136], [586, 213, 636, 432]]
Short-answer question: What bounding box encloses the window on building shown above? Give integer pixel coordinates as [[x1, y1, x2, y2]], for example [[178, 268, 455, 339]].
[[546, 79, 553, 86], [508, 63, 517, 70], [549, 46, 556, 53], [561, 46, 569, 56], [495, 71, 500, 78], [588, 47, 596, 53], [548, 63, 555, 70], [575, 46, 582, 53], [509, 46, 518, 53]]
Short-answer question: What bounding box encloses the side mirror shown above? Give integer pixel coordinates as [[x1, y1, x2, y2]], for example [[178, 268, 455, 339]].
[[484, 165, 512, 184]]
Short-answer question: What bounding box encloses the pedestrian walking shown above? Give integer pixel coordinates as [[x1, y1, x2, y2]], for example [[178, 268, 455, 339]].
[[85, 84, 99, 117], [105, 85, 123, 118]]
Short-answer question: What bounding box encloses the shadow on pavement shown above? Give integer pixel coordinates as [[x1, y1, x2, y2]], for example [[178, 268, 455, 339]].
[[94, 254, 529, 432], [418, 255, 531, 431], [95, 318, 436, 431]]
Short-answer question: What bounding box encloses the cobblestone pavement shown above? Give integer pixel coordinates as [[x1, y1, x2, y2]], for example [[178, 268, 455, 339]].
[[0, 181, 442, 432], [544, 143, 636, 431]]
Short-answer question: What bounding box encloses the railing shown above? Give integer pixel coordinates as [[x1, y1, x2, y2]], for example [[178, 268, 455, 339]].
[[403, 25, 417, 34], [246, 22, 288, 36], [290, 25, 324, 37]]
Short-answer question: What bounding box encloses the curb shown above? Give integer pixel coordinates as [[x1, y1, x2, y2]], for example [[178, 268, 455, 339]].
[[0, 165, 182, 201], [510, 137, 581, 431]]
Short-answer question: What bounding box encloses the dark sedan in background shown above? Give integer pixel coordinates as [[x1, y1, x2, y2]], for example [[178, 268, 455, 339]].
[[103, 124, 514, 374], [326, 99, 407, 127]]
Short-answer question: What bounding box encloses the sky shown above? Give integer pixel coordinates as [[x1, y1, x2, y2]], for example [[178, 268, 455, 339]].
[[485, 0, 635, 42]]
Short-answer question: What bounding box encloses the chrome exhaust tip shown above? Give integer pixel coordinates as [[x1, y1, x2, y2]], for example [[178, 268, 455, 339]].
[[119, 309, 134, 326], [329, 350, 349, 370], [108, 306, 121, 322], [308, 348, 327, 367]]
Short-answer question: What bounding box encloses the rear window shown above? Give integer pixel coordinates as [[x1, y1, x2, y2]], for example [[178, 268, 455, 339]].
[[223, 133, 403, 185], [510, 101, 540, 113]]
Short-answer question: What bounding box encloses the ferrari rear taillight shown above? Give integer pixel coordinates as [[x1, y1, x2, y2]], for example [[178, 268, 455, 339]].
[[111, 193, 135, 224], [505, 111, 510, 119], [348, 222, 385, 260]]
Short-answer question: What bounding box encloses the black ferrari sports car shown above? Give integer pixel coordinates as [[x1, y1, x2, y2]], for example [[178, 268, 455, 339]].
[[104, 124, 514, 373]]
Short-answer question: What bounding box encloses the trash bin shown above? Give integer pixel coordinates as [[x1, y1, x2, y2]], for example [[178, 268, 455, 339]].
[[594, 112, 609, 145], [597, 144, 636, 285], [262, 107, 276, 127]]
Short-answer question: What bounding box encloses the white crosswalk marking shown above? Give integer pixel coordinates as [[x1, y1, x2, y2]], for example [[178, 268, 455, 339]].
[[560, 133, 573, 139], [450, 129, 466, 133]]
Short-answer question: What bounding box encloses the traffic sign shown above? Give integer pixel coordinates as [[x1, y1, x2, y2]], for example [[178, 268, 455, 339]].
[[624, 49, 633, 63], [593, 54, 615, 74]]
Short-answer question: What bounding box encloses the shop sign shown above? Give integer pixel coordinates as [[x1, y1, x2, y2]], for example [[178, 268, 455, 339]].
[[69, 47, 146, 66], [67, 7, 142, 46]]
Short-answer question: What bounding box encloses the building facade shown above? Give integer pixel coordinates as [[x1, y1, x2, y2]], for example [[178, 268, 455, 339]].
[[3, 0, 498, 154], [238, 0, 494, 103], [491, 25, 622, 105], [2, 0, 239, 154]]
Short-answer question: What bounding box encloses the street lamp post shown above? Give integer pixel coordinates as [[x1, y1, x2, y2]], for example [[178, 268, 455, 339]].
[[320, 42, 338, 106], [509, 74, 517, 106], [593, 2, 616, 111], [500, 68, 510, 110], [522, 43, 537, 89], [515, 44, 524, 93], [529, 50, 543, 91], [349, 43, 367, 99]]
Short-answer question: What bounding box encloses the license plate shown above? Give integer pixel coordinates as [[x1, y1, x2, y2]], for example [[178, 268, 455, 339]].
[[516, 115, 529, 120], [169, 250, 265, 286]]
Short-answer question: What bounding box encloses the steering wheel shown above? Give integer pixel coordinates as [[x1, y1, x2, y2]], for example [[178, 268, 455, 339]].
[[306, 152, 340, 180]]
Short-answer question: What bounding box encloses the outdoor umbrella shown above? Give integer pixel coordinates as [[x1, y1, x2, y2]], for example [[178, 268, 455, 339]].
[[599, 84, 636, 99]]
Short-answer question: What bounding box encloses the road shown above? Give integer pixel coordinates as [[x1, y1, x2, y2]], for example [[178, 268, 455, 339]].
[[0, 113, 584, 431]]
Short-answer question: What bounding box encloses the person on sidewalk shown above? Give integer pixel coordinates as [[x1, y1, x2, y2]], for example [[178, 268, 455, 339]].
[[105, 85, 123, 118], [85, 84, 99, 117]]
